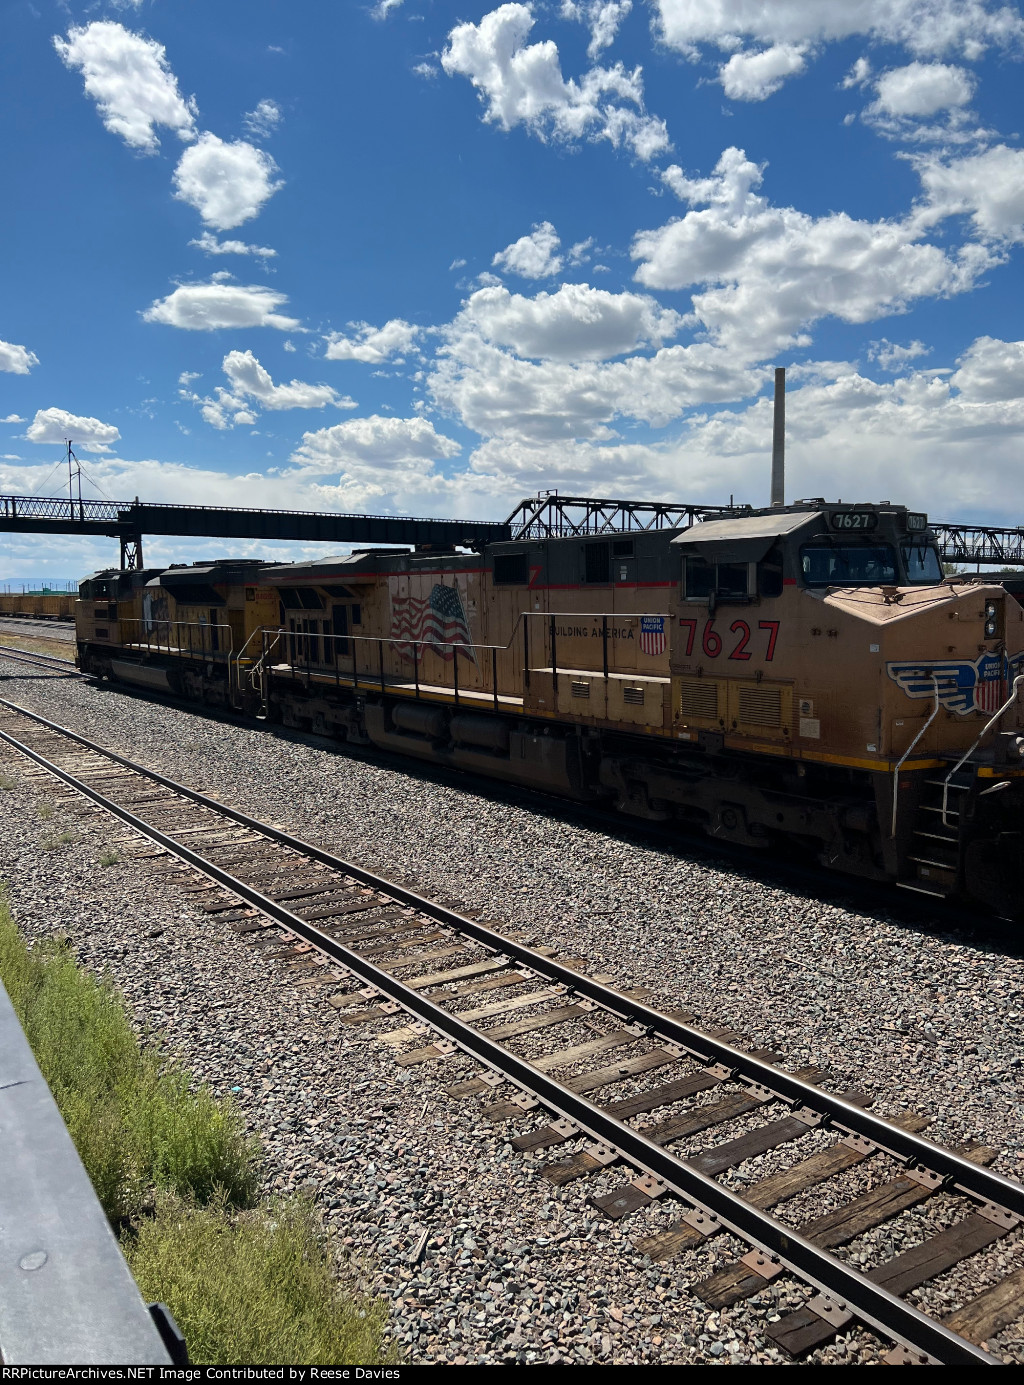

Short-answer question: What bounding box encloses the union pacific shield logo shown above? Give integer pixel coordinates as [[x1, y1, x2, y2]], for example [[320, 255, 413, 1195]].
[[640, 615, 666, 656], [887, 651, 1010, 715]]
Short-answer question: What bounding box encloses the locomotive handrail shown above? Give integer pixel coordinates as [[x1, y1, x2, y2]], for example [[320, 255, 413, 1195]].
[[890, 677, 942, 838], [253, 607, 675, 712], [941, 673, 1024, 827], [120, 617, 234, 663]]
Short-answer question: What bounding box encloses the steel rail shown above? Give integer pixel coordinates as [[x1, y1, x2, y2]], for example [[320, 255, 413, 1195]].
[[0, 714, 1008, 1362], [0, 647, 81, 675], [0, 704, 1005, 1365], [1, 696, 1019, 1222]]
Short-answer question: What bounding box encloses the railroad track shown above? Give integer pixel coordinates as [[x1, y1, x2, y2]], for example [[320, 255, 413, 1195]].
[[0, 695, 1022, 1365], [0, 645, 80, 675]]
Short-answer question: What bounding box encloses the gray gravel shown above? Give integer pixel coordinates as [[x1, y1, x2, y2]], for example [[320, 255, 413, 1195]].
[[0, 617, 75, 642], [1, 658, 1023, 1366]]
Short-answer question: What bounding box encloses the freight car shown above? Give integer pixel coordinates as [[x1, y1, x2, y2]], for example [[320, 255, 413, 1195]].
[[0, 590, 76, 620], [74, 499, 1024, 918]]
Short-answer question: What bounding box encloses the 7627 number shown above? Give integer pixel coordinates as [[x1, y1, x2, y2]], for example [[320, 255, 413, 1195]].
[[678, 618, 779, 662]]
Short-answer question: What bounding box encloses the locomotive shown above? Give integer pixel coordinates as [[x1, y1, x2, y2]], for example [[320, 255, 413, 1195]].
[[73, 497, 1024, 918]]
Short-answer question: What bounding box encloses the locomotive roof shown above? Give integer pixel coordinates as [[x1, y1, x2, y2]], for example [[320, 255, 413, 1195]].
[[672, 509, 824, 561]]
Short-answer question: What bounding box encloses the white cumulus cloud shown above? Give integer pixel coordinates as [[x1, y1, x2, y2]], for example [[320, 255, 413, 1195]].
[[186, 350, 356, 429], [290, 416, 462, 507], [53, 21, 196, 153], [172, 133, 282, 230], [324, 320, 420, 364], [652, 0, 1024, 59], [492, 221, 564, 278], [221, 351, 353, 412], [458, 282, 685, 360], [951, 335, 1024, 401], [243, 99, 282, 139], [871, 60, 975, 117], [189, 231, 277, 258], [719, 44, 808, 101], [144, 281, 300, 331], [869, 338, 931, 369], [442, 3, 669, 161], [26, 407, 121, 452], [0, 340, 39, 374], [916, 144, 1024, 241], [431, 311, 759, 443], [634, 146, 990, 357], [561, 1, 633, 59]]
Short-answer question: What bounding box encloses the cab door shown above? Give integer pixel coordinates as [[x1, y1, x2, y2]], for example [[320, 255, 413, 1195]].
[[331, 604, 355, 673]]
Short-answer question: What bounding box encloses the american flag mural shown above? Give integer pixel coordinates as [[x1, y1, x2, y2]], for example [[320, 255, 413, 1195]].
[[390, 582, 478, 664], [640, 615, 666, 656]]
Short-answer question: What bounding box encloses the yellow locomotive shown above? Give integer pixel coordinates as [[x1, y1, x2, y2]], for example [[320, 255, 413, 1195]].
[[75, 499, 1024, 917]]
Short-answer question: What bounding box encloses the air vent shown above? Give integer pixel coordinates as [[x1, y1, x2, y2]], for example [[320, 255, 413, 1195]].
[[571, 679, 590, 699], [677, 680, 717, 720], [737, 685, 782, 727], [623, 685, 645, 706]]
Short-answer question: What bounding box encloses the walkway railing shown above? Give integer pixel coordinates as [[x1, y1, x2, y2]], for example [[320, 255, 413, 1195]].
[[249, 609, 671, 712]]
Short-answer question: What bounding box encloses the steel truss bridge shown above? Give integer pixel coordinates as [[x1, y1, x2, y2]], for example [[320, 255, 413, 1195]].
[[1, 491, 1022, 569], [506, 495, 1024, 566], [0, 495, 510, 568]]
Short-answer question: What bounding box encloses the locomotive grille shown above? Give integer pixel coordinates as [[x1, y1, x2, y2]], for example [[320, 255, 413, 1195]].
[[623, 685, 645, 706], [737, 684, 782, 728], [571, 679, 590, 699], [677, 680, 718, 720]]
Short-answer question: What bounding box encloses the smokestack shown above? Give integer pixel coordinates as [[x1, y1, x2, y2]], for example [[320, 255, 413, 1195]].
[[770, 366, 785, 508]]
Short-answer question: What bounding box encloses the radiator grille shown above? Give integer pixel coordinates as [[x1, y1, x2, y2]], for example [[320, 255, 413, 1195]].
[[571, 679, 590, 699], [737, 684, 782, 727], [623, 685, 645, 706], [677, 680, 717, 720]]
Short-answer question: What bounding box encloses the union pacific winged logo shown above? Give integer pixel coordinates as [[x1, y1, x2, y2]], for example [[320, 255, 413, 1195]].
[[887, 652, 1024, 715]]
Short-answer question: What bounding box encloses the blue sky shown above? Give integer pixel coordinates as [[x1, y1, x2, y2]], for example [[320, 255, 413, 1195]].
[[2, 0, 1023, 576]]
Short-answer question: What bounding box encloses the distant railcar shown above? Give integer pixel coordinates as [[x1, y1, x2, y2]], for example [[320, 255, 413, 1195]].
[[0, 591, 75, 620], [75, 500, 1024, 918]]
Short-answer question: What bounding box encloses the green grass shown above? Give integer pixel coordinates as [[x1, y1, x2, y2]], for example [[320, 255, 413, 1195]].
[[0, 897, 396, 1366], [125, 1194, 397, 1366], [37, 799, 54, 820], [42, 830, 78, 850], [0, 900, 260, 1219], [0, 772, 16, 790], [98, 848, 120, 867]]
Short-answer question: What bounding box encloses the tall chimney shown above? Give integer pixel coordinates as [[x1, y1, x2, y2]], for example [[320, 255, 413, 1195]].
[[770, 366, 785, 508]]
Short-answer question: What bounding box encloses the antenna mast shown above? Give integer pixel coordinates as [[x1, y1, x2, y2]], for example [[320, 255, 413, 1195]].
[[66, 439, 82, 517]]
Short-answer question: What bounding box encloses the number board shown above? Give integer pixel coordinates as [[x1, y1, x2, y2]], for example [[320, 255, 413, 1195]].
[[829, 510, 878, 532]]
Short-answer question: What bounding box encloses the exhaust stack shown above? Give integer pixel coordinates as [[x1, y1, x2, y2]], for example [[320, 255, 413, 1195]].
[[770, 366, 785, 508]]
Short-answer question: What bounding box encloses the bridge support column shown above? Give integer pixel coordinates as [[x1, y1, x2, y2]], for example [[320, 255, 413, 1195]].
[[119, 531, 144, 570]]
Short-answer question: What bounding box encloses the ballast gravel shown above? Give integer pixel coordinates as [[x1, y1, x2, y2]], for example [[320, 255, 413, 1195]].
[[1, 660, 1023, 1366]]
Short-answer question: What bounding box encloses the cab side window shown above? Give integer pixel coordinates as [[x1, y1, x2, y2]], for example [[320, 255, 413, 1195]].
[[684, 557, 753, 601], [758, 549, 784, 598], [684, 557, 714, 598], [584, 543, 610, 584]]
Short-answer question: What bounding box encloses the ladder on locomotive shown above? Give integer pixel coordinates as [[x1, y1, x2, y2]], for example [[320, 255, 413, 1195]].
[[895, 762, 975, 900]]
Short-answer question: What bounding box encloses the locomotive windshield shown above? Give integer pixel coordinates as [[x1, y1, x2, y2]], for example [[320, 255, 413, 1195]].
[[800, 544, 897, 586], [900, 541, 943, 584]]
